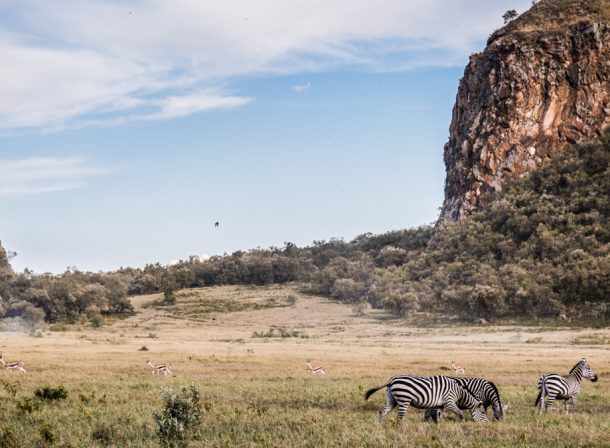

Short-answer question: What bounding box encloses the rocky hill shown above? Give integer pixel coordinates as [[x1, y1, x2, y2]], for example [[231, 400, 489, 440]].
[[440, 0, 610, 222]]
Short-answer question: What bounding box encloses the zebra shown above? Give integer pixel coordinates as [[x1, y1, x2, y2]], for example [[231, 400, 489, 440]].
[[365, 375, 487, 422], [423, 377, 508, 422], [535, 357, 598, 414]]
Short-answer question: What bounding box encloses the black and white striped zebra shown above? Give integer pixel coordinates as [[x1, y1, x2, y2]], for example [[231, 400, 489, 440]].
[[424, 377, 507, 422], [365, 375, 487, 422], [535, 357, 598, 414]]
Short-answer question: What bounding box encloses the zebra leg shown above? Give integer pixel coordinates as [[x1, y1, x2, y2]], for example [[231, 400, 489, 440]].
[[396, 401, 411, 421], [379, 392, 397, 422], [424, 409, 442, 423], [571, 394, 579, 413], [544, 394, 556, 413]]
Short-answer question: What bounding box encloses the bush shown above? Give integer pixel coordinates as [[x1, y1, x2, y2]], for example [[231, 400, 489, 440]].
[[153, 385, 203, 448], [34, 385, 69, 402]]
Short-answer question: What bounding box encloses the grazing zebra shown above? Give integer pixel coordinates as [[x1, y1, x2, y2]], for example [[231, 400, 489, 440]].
[[0, 352, 26, 374], [424, 377, 508, 422], [365, 375, 487, 422], [535, 357, 598, 414]]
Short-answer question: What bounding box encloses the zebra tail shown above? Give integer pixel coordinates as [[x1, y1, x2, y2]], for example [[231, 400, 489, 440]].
[[364, 383, 388, 400], [535, 381, 545, 408], [534, 388, 542, 407]]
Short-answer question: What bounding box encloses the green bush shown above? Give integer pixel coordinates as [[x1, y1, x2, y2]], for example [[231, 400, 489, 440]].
[[34, 385, 69, 402], [153, 385, 203, 448]]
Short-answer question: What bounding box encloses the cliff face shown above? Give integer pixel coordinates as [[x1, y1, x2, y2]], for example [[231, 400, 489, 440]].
[[440, 0, 610, 223]]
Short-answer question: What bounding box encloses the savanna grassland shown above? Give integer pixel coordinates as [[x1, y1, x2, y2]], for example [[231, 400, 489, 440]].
[[0, 284, 608, 447]]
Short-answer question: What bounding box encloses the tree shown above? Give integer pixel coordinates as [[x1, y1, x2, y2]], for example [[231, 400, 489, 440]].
[[503, 9, 518, 24]]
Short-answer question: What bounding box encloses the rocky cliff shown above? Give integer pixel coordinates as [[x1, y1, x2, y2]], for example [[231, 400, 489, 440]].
[[440, 0, 610, 223]]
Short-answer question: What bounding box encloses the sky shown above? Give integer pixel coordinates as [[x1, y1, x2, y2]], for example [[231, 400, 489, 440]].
[[0, 0, 532, 273]]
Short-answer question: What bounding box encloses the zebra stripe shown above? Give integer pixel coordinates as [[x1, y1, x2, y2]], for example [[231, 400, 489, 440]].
[[424, 377, 505, 421], [535, 358, 598, 414], [365, 375, 487, 422]]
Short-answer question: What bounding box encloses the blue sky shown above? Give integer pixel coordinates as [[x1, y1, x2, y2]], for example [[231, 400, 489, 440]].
[[1, 0, 531, 273]]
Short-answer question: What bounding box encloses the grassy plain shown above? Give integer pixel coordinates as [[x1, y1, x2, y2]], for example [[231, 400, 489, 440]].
[[0, 284, 609, 447]]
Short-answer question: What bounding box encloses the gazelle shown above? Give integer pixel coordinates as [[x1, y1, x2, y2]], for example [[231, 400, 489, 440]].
[[306, 359, 326, 375], [146, 360, 172, 376], [451, 360, 465, 375], [0, 352, 27, 374]]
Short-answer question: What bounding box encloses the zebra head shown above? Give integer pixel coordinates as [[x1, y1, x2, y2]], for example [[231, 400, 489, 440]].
[[457, 384, 487, 422], [572, 358, 598, 382], [495, 402, 509, 421], [485, 381, 505, 421]]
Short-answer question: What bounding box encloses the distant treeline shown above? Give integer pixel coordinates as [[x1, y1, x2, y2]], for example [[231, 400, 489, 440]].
[[1, 131, 608, 326]]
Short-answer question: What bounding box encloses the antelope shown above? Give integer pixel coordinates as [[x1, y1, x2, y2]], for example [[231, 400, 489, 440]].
[[0, 352, 27, 374], [146, 360, 172, 376], [451, 361, 465, 375], [306, 360, 326, 375]]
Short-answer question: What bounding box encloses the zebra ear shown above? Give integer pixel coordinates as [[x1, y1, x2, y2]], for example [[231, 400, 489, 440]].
[[581, 357, 588, 362]]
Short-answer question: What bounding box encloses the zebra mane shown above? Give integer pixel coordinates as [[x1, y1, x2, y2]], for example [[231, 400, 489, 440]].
[[460, 382, 478, 400], [486, 380, 504, 418], [569, 358, 587, 375], [487, 381, 501, 401]]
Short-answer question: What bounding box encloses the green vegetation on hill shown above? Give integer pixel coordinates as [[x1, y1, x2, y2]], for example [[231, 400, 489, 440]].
[[0, 132, 608, 326], [491, 0, 610, 43]]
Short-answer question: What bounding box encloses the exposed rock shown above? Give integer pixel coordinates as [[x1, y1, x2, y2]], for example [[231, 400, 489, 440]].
[[440, 0, 610, 223]]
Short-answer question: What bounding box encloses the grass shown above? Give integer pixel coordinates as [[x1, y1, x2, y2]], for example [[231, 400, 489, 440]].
[[142, 285, 294, 321], [0, 284, 608, 447]]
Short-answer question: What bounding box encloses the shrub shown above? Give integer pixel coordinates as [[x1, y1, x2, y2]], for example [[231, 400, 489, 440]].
[[34, 385, 69, 402], [153, 385, 203, 448]]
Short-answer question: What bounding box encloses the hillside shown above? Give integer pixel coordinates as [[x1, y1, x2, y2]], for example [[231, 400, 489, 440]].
[[1, 0, 608, 328], [1, 132, 608, 327]]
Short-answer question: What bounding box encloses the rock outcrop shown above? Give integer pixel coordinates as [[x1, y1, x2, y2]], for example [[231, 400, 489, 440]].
[[440, 0, 610, 223]]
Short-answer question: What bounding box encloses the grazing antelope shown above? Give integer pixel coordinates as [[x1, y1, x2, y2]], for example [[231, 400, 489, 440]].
[[306, 360, 326, 375], [0, 352, 26, 374], [451, 361, 465, 375], [146, 360, 172, 376]]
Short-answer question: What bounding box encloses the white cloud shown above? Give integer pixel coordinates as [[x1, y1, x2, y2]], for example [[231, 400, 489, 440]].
[[0, 157, 111, 196], [0, 0, 532, 131], [293, 82, 311, 93], [146, 91, 253, 120]]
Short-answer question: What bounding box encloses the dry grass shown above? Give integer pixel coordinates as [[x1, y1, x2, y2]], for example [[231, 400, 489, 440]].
[[0, 284, 608, 447]]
